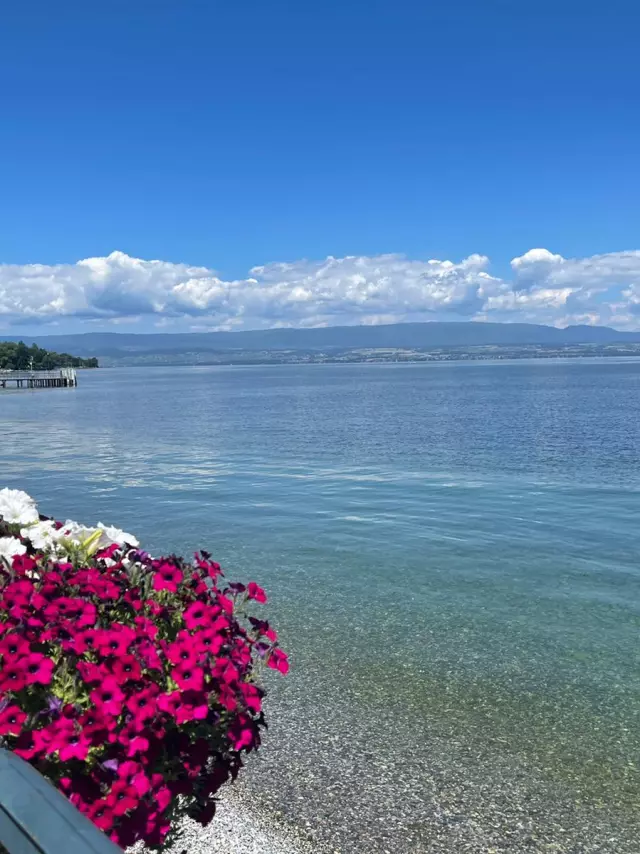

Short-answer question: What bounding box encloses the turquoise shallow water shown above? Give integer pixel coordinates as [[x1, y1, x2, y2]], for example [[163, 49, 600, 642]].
[[1, 361, 640, 851]]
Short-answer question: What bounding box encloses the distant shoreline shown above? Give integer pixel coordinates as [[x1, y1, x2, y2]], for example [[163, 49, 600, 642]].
[[96, 344, 640, 368]]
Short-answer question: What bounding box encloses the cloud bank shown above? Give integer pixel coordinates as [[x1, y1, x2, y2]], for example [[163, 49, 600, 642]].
[[2, 247, 640, 331]]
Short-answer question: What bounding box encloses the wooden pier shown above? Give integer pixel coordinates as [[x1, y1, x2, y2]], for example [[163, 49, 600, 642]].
[[0, 368, 77, 389]]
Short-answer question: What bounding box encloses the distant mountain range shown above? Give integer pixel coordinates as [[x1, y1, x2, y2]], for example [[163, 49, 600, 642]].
[[3, 321, 640, 362]]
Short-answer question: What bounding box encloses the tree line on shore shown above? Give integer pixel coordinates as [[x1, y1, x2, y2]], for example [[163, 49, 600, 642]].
[[0, 341, 98, 370]]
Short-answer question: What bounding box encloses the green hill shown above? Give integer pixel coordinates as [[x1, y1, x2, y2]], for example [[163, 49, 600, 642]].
[[3, 321, 640, 361]]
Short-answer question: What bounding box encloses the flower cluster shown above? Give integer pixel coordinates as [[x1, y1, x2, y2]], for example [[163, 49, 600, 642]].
[[0, 489, 288, 850]]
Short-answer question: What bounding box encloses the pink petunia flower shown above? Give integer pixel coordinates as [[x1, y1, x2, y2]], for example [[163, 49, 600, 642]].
[[154, 785, 172, 813], [5, 580, 34, 601], [57, 730, 92, 762], [247, 582, 267, 604], [11, 554, 38, 577], [130, 810, 171, 848], [218, 594, 234, 615], [267, 648, 290, 675], [121, 729, 150, 758], [264, 625, 278, 642], [211, 613, 230, 632], [24, 653, 55, 685], [30, 726, 56, 757], [123, 589, 143, 611], [190, 577, 209, 596], [96, 543, 121, 561], [217, 683, 237, 712], [77, 661, 110, 685], [0, 664, 27, 693], [231, 638, 252, 669], [173, 690, 209, 725], [137, 640, 163, 671], [64, 627, 97, 656], [0, 582, 32, 618], [157, 690, 181, 718], [165, 634, 200, 667], [91, 677, 125, 716], [134, 616, 158, 640], [77, 659, 107, 685], [117, 760, 145, 782], [152, 562, 183, 593], [13, 733, 37, 761], [172, 663, 204, 692], [183, 601, 213, 630], [39, 570, 63, 596], [43, 596, 82, 622], [129, 770, 151, 797], [75, 601, 98, 629], [0, 704, 26, 736], [239, 681, 263, 714], [126, 685, 159, 724], [79, 708, 111, 740], [74, 569, 119, 600], [111, 655, 142, 683], [194, 626, 224, 656], [97, 625, 136, 658], [195, 552, 222, 579], [0, 632, 29, 659], [107, 780, 140, 816], [228, 714, 258, 751], [87, 800, 115, 832], [213, 658, 239, 686]]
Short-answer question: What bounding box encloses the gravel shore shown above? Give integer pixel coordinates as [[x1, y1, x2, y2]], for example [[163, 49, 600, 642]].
[[188, 667, 639, 854], [161, 787, 323, 854], [136, 649, 639, 854]]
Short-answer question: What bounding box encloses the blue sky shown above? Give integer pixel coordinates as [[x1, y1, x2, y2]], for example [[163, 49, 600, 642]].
[[1, 0, 640, 333]]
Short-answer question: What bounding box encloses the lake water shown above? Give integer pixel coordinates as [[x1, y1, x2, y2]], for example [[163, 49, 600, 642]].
[[2, 361, 640, 853]]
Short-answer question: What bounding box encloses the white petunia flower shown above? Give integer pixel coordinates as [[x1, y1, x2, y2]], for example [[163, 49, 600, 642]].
[[21, 519, 58, 552], [56, 521, 102, 544], [97, 522, 139, 548], [0, 488, 39, 526], [0, 536, 27, 563], [59, 521, 97, 540], [20, 517, 139, 556]]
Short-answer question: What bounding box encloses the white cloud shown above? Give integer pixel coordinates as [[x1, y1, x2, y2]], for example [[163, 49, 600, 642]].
[[2, 247, 640, 331]]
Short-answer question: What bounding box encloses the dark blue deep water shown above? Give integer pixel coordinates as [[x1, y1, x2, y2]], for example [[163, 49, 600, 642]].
[[2, 360, 639, 852]]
